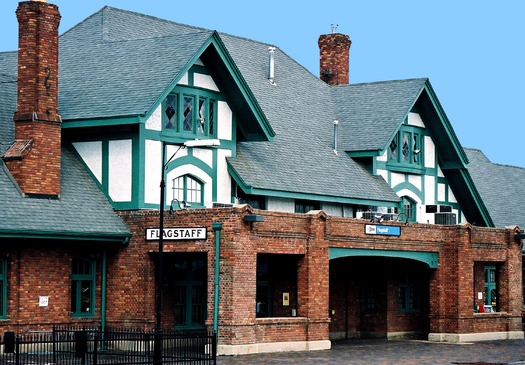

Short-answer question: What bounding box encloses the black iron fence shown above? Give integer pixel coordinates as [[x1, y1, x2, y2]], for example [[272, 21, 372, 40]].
[[0, 326, 216, 365]]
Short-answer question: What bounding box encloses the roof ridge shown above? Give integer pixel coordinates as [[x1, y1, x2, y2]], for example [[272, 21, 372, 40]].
[[331, 77, 428, 88]]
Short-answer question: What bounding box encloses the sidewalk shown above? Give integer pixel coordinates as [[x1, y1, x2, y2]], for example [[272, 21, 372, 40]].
[[217, 339, 525, 365]]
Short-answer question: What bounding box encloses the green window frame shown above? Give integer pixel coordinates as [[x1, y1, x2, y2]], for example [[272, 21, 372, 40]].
[[71, 258, 96, 317], [398, 274, 422, 312], [484, 265, 497, 311], [388, 127, 423, 172], [401, 196, 417, 223], [0, 259, 7, 318], [172, 175, 204, 208], [162, 89, 217, 138]]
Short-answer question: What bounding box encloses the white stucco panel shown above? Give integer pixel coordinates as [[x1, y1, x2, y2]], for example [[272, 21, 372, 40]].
[[194, 73, 220, 92], [377, 169, 388, 183], [178, 72, 188, 86], [218, 101, 232, 140], [145, 140, 161, 205], [73, 141, 102, 183], [108, 140, 132, 202], [408, 174, 422, 191], [267, 197, 295, 213], [192, 148, 213, 168], [424, 175, 436, 204], [438, 183, 446, 201], [216, 149, 232, 205], [424, 136, 435, 168], [377, 150, 387, 162], [408, 112, 425, 128], [448, 186, 458, 203], [145, 104, 162, 131], [390, 172, 405, 188]]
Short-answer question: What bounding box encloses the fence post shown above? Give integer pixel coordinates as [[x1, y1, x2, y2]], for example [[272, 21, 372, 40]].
[[93, 333, 98, 365], [74, 330, 88, 360], [52, 326, 57, 365], [212, 331, 217, 364], [3, 331, 15, 353], [15, 335, 20, 365]]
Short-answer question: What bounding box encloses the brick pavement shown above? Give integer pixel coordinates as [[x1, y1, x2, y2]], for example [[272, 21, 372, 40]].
[[217, 339, 525, 365]]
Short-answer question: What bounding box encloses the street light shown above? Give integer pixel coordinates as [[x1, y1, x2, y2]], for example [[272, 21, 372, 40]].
[[154, 138, 220, 365]]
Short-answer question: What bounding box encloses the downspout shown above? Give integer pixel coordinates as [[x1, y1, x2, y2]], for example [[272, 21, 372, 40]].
[[101, 248, 107, 343], [211, 222, 223, 336]]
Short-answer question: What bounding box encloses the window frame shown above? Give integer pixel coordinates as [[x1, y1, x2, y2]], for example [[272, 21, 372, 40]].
[[388, 127, 424, 173], [172, 174, 205, 208], [71, 258, 96, 317], [295, 199, 320, 214], [162, 88, 218, 139]]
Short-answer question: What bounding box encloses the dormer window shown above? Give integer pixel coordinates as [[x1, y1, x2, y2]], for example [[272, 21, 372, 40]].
[[172, 175, 204, 208], [163, 88, 217, 138], [388, 128, 423, 173]]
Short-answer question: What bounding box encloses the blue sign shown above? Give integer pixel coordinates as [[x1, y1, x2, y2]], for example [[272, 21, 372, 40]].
[[365, 224, 401, 236]]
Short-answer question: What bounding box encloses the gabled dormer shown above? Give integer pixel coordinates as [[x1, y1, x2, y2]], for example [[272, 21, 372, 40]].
[[59, 8, 274, 211], [334, 78, 492, 227]]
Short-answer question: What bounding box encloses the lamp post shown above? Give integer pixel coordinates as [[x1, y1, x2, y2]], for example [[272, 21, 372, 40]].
[[154, 139, 220, 365]]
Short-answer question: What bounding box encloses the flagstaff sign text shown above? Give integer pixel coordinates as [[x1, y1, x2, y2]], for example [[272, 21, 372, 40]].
[[146, 227, 207, 241]]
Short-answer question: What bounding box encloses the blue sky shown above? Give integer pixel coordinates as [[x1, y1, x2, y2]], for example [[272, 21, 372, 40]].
[[1, 1, 523, 167]]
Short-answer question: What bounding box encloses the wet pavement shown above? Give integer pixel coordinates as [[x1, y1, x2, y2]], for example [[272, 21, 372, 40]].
[[217, 339, 525, 365]]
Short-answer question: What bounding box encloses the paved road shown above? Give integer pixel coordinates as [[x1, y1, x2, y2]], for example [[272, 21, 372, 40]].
[[217, 339, 525, 364]]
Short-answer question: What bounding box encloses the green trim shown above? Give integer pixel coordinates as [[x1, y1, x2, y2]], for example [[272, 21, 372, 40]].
[[0, 259, 6, 318], [0, 229, 130, 244], [347, 150, 383, 158], [62, 116, 142, 129], [329, 247, 438, 269]]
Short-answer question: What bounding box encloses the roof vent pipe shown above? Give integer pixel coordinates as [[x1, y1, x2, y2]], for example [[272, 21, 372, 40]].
[[268, 46, 276, 85], [333, 120, 339, 153]]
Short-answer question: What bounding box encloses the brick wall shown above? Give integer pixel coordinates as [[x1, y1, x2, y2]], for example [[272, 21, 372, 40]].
[[0, 207, 520, 348], [318, 33, 351, 85], [5, 0, 62, 197]]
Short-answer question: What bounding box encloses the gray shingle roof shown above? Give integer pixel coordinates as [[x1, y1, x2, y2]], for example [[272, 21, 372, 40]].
[[220, 34, 399, 203], [331, 79, 427, 152], [0, 148, 131, 241], [59, 7, 213, 121], [465, 148, 525, 229]]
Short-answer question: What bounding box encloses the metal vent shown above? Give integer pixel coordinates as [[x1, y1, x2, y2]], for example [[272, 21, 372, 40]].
[[212, 203, 233, 208], [435, 212, 456, 225]]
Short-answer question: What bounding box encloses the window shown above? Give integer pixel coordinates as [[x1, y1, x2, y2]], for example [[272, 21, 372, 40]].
[[256, 254, 298, 318], [236, 189, 266, 210], [71, 258, 96, 316], [295, 199, 320, 214], [163, 91, 217, 138], [401, 196, 416, 222], [484, 266, 497, 310], [398, 274, 422, 312], [0, 259, 7, 318], [172, 175, 204, 207], [388, 129, 422, 169]]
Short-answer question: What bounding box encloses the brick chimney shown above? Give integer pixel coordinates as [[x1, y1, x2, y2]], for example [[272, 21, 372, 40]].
[[2, 0, 62, 197], [318, 32, 351, 85]]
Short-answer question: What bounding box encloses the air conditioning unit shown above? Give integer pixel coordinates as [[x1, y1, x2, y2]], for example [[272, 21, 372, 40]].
[[382, 213, 398, 221], [360, 211, 381, 220], [434, 212, 456, 225], [426, 205, 452, 213], [212, 202, 234, 208]]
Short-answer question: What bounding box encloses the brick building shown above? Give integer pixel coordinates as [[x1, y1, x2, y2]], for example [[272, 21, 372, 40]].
[[0, 0, 523, 356]]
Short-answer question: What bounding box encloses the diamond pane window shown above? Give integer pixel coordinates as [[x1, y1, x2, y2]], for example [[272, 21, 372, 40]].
[[198, 98, 206, 135], [183, 96, 194, 132], [164, 95, 177, 130], [389, 139, 397, 161], [402, 132, 410, 163], [209, 100, 215, 136]]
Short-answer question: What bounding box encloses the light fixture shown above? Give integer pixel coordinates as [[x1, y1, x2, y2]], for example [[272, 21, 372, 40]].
[[169, 199, 190, 214], [184, 139, 220, 148]]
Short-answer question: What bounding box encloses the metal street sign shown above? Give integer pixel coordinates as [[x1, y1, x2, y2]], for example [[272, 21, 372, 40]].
[[146, 227, 207, 241], [365, 224, 401, 237]]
